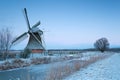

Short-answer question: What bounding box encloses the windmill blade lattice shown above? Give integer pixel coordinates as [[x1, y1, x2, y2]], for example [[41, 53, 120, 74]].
[[12, 32, 28, 45], [32, 21, 40, 28], [24, 8, 31, 30]]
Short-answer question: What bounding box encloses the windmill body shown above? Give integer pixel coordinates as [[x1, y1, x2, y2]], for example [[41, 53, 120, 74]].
[[12, 8, 45, 53], [26, 31, 44, 53]]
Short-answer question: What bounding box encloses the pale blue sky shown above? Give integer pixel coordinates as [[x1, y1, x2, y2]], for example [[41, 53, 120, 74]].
[[0, 0, 120, 49]]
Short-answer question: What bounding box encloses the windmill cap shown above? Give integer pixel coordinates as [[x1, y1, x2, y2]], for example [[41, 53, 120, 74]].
[[31, 27, 43, 34]]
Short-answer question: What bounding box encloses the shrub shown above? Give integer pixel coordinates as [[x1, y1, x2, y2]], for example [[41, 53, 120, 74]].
[[20, 49, 31, 58], [0, 59, 30, 70], [8, 53, 16, 58], [12, 59, 30, 67], [48, 53, 53, 56], [69, 52, 75, 54]]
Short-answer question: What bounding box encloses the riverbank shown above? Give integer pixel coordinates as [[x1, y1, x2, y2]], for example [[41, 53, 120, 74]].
[[64, 53, 120, 80]]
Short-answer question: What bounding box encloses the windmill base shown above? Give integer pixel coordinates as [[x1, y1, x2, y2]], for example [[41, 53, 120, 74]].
[[31, 49, 44, 53]]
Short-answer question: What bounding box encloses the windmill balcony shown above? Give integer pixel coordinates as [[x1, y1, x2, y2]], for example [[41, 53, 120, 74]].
[[31, 49, 44, 53]]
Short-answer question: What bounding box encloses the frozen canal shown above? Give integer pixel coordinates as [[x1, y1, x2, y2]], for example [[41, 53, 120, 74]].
[[0, 68, 28, 80], [0, 58, 80, 80], [0, 61, 63, 80]]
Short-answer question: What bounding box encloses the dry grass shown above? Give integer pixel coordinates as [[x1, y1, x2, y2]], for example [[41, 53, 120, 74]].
[[0, 53, 83, 71], [46, 65, 69, 80], [45, 62, 82, 80], [45, 53, 111, 80], [0, 57, 51, 70], [0, 59, 30, 70], [31, 57, 51, 65], [74, 61, 81, 71]]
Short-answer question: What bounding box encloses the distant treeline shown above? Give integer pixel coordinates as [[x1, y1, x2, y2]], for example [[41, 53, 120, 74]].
[[48, 48, 120, 52], [2, 48, 120, 54]]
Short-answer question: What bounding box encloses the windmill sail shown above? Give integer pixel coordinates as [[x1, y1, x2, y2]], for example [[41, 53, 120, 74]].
[[24, 8, 31, 30], [13, 8, 45, 53], [12, 32, 28, 45], [32, 21, 40, 28]]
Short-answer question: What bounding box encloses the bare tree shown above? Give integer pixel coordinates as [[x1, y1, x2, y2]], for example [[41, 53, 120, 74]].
[[0, 28, 12, 60], [94, 38, 109, 52]]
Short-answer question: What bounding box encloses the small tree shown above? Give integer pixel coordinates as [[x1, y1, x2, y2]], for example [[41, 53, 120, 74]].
[[94, 38, 109, 52], [0, 28, 13, 60], [20, 49, 31, 58]]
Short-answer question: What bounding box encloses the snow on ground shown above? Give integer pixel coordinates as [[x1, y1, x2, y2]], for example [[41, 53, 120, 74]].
[[63, 53, 120, 80], [0, 51, 99, 64], [0, 51, 111, 80]]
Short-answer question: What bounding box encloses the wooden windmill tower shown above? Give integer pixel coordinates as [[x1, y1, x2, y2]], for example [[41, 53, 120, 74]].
[[12, 8, 45, 53]]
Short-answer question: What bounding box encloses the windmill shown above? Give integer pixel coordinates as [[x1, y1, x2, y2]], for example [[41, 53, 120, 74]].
[[12, 8, 45, 53]]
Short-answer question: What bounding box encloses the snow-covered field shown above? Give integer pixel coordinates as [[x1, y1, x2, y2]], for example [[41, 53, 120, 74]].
[[64, 53, 120, 80], [0, 51, 117, 80]]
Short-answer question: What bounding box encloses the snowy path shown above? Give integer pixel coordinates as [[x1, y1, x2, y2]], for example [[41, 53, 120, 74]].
[[64, 53, 120, 80]]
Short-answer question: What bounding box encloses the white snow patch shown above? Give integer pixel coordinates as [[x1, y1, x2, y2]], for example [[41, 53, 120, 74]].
[[64, 53, 120, 80]]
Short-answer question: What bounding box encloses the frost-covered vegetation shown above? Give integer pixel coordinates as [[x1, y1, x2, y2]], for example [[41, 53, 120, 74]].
[[45, 52, 112, 80], [64, 52, 120, 80], [0, 27, 13, 60], [0, 51, 114, 80], [94, 38, 109, 52], [0, 51, 83, 70], [0, 59, 30, 70]]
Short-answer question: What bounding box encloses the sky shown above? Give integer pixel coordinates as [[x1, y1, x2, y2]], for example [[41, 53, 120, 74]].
[[0, 0, 120, 49]]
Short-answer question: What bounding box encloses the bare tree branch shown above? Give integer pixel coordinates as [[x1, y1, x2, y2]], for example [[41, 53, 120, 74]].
[[0, 27, 13, 60], [94, 38, 109, 52]]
